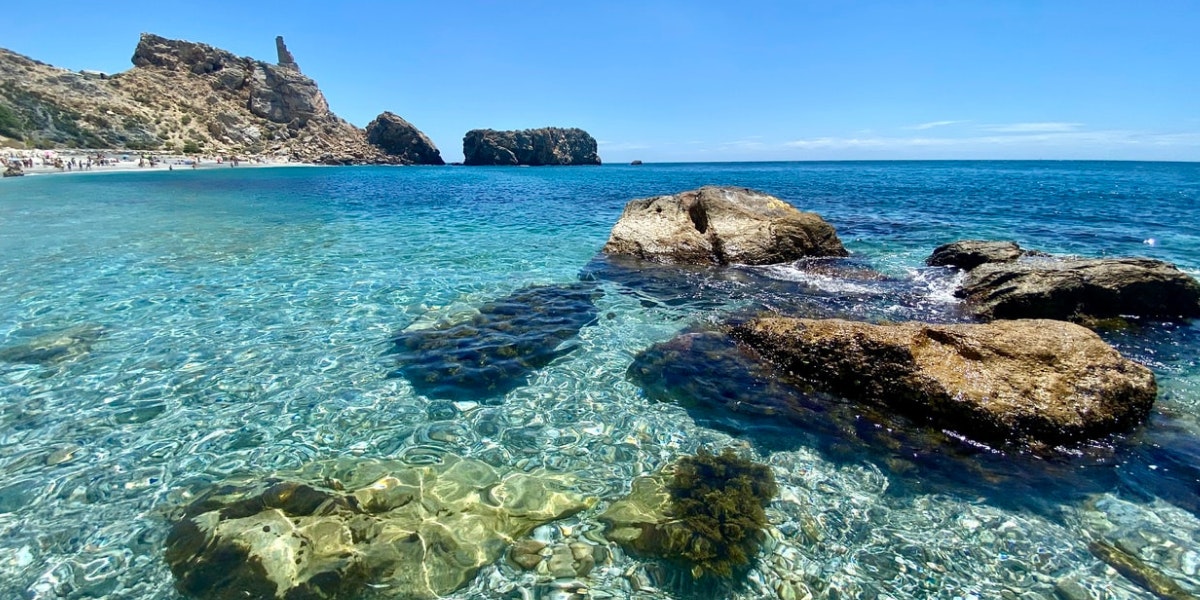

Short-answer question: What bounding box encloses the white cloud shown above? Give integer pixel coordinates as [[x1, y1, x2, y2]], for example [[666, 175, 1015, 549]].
[[781, 128, 1200, 154], [719, 138, 769, 151], [981, 122, 1083, 133], [905, 120, 968, 130], [784, 137, 888, 149]]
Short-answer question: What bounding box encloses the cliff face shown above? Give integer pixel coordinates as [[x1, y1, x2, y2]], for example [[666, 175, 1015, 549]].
[[0, 34, 438, 165], [462, 128, 601, 166]]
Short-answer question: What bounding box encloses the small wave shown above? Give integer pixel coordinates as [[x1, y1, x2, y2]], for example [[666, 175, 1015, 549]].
[[909, 267, 965, 305], [756, 264, 882, 295]]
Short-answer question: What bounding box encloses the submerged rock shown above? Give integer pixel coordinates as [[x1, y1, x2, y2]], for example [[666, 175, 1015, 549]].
[[600, 449, 777, 579], [602, 186, 847, 266], [0, 324, 105, 365], [165, 455, 592, 600], [926, 240, 1024, 270], [731, 317, 1157, 447], [462, 127, 600, 166], [365, 111, 444, 165], [959, 256, 1200, 322], [628, 329, 824, 436], [388, 283, 600, 402], [1088, 539, 1196, 600]]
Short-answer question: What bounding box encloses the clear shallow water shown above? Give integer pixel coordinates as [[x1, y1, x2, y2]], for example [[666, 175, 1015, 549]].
[[0, 161, 1198, 599]]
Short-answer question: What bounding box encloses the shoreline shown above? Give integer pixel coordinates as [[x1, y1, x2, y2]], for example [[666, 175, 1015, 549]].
[[3, 148, 313, 177]]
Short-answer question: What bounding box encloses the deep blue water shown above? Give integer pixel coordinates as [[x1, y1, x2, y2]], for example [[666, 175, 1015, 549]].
[[1, 161, 1199, 599]]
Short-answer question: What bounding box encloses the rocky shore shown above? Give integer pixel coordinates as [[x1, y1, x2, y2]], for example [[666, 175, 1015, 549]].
[[1, 34, 604, 168]]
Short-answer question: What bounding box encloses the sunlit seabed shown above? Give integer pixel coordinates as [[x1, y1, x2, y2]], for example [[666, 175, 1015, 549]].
[[1, 162, 1198, 599]]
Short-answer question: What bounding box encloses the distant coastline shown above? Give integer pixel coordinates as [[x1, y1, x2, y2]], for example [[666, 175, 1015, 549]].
[[6, 152, 1197, 180]]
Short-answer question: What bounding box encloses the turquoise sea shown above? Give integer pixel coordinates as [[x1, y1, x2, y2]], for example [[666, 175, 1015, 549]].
[[2, 161, 1199, 599]]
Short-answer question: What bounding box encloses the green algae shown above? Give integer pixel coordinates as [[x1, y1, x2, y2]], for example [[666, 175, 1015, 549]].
[[601, 448, 777, 579], [667, 448, 778, 577]]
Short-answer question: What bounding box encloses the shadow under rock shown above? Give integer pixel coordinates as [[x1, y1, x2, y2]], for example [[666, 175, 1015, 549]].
[[387, 283, 601, 404], [626, 324, 1195, 516]]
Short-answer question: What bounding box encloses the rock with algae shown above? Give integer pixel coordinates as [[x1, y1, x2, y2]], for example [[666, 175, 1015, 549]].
[[600, 448, 777, 578], [164, 455, 593, 599]]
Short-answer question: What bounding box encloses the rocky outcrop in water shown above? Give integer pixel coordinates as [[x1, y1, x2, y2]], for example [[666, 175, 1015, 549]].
[[0, 34, 439, 164], [388, 283, 600, 402], [926, 240, 1024, 270], [462, 127, 600, 165], [602, 186, 848, 265], [927, 241, 1200, 322], [960, 256, 1200, 322], [365, 111, 445, 165], [730, 317, 1156, 447], [165, 456, 592, 600]]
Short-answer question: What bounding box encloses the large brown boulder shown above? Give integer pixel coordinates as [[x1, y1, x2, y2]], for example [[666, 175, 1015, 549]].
[[730, 317, 1157, 447], [960, 257, 1200, 321], [366, 111, 444, 165], [602, 186, 848, 265]]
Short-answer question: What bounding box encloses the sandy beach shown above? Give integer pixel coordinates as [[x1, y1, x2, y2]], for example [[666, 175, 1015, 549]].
[[2, 148, 306, 177]]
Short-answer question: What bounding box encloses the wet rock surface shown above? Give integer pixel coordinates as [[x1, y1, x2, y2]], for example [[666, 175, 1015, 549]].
[[926, 240, 1024, 270], [388, 283, 600, 402], [462, 127, 600, 166], [164, 456, 592, 600], [959, 256, 1200, 322], [731, 317, 1157, 447], [602, 186, 848, 266]]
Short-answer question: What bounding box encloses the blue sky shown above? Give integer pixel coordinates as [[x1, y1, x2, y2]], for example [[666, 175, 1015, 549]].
[[5, 1, 1198, 162]]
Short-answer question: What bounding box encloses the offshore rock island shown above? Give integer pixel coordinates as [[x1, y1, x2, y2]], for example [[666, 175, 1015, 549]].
[[462, 127, 601, 166], [0, 34, 443, 165]]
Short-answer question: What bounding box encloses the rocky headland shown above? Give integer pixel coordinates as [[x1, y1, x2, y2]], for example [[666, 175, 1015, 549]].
[[0, 34, 442, 165], [462, 127, 600, 166]]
